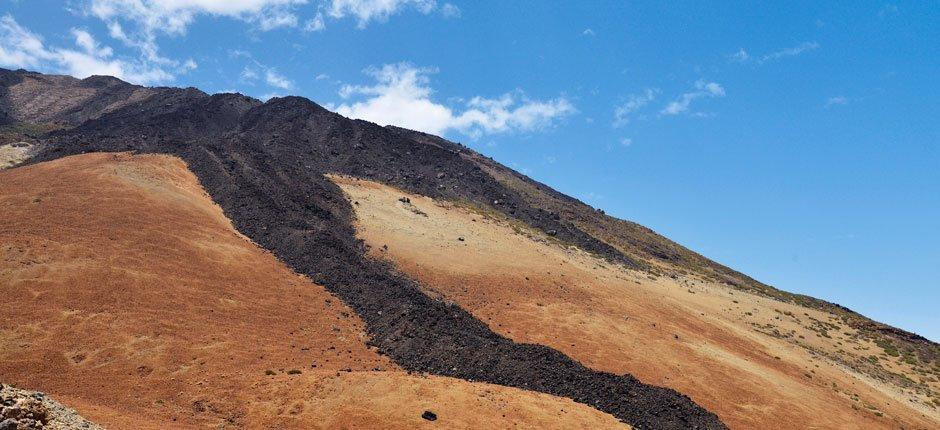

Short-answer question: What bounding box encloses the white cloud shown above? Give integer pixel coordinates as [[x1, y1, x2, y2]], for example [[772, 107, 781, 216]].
[[239, 62, 293, 91], [265, 68, 293, 89], [0, 15, 54, 69], [620, 137, 632, 147], [730, 48, 749, 62], [240, 66, 259, 81], [72, 28, 113, 57], [613, 88, 656, 127], [259, 8, 299, 30], [760, 41, 819, 63], [327, 0, 437, 28], [86, 0, 306, 76], [332, 62, 575, 137], [315, 73, 329, 80], [733, 42, 819, 65], [0, 15, 174, 85], [440, 3, 461, 18], [303, 12, 326, 31], [661, 80, 725, 115], [582, 28, 595, 36], [825, 96, 849, 107], [88, 0, 307, 35]]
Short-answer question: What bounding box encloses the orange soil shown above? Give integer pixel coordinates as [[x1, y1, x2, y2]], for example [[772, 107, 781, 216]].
[[333, 175, 940, 430], [0, 153, 626, 429]]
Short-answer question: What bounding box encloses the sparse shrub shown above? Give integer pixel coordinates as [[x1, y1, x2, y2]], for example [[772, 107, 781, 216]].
[[875, 339, 900, 357]]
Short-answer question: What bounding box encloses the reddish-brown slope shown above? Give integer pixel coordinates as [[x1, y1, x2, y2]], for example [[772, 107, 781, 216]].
[[0, 153, 626, 429], [334, 175, 940, 430]]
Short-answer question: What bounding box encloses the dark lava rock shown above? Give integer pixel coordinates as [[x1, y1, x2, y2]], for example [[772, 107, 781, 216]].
[[421, 411, 437, 421]]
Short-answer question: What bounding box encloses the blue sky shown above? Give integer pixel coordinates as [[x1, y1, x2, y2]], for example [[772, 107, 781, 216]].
[[1, 1, 938, 341]]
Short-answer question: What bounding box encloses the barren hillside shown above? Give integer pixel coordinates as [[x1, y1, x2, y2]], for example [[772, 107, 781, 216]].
[[0, 153, 626, 429], [332, 175, 939, 429], [0, 68, 936, 429]]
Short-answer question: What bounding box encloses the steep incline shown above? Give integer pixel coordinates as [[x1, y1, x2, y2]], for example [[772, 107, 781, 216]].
[[3, 68, 936, 427], [0, 69, 156, 127], [24, 91, 724, 427], [333, 175, 940, 429], [0, 152, 628, 429]]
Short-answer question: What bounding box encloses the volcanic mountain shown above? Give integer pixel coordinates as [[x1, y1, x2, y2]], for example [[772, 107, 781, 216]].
[[0, 68, 937, 429]]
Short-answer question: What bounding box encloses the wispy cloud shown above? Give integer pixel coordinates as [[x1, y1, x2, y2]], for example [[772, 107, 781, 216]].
[[265, 68, 293, 90], [661, 80, 725, 115], [328, 0, 437, 28], [825, 96, 849, 107], [613, 88, 656, 127], [731, 42, 820, 65], [582, 28, 595, 36], [440, 3, 461, 18], [240, 66, 259, 81], [759, 42, 819, 64], [304, 12, 326, 32], [878, 4, 899, 18], [88, 0, 307, 36], [730, 48, 749, 63], [331, 62, 575, 137], [86, 0, 306, 73], [238, 55, 294, 91], [0, 14, 176, 84], [620, 137, 632, 147]]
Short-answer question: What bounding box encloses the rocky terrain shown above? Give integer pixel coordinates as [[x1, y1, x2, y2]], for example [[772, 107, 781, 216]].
[[0, 67, 938, 429], [1, 384, 101, 430]]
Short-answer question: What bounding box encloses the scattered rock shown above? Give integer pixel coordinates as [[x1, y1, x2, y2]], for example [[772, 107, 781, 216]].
[[421, 410, 438, 421], [0, 384, 102, 429]]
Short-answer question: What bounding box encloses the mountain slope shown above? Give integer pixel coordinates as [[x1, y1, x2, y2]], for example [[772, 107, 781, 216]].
[[0, 68, 937, 428], [3, 69, 724, 428], [0, 152, 627, 429], [333, 175, 939, 429]]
